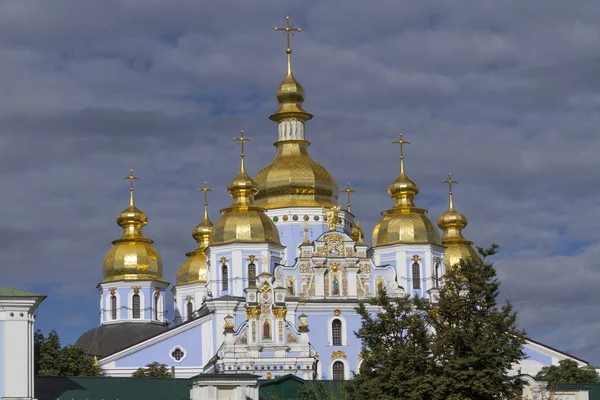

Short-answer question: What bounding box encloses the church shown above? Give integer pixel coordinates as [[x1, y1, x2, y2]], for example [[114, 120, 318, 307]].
[[74, 16, 589, 382]]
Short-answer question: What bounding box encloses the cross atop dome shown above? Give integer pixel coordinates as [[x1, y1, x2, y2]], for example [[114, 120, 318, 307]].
[[123, 169, 140, 206]]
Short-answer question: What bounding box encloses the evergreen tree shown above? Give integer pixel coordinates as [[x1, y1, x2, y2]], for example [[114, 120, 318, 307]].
[[536, 359, 599, 385], [132, 361, 172, 377], [346, 291, 434, 400], [428, 244, 526, 399], [35, 329, 101, 377]]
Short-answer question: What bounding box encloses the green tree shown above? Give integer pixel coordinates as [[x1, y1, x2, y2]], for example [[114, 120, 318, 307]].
[[35, 329, 101, 377], [346, 291, 434, 400], [132, 361, 172, 377], [536, 359, 599, 385], [300, 381, 348, 400], [428, 244, 526, 399], [348, 245, 526, 400]]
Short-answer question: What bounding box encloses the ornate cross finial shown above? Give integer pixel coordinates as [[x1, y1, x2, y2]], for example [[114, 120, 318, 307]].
[[442, 173, 459, 209], [392, 133, 410, 173], [233, 130, 252, 171], [274, 15, 302, 55], [198, 181, 214, 218], [340, 183, 357, 213], [123, 169, 140, 206]]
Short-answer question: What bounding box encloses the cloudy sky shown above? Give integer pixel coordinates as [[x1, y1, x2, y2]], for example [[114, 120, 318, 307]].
[[2, 0, 600, 363]]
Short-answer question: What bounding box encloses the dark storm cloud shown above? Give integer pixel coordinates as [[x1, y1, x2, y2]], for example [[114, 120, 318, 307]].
[[1, 0, 600, 361]]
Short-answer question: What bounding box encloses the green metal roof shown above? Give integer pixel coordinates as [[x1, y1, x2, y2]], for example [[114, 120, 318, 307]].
[[36, 376, 190, 400], [556, 383, 600, 400], [0, 286, 45, 297]]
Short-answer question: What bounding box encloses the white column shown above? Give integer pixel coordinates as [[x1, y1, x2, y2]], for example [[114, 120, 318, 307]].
[[346, 267, 359, 297], [314, 269, 325, 297], [278, 119, 305, 141]]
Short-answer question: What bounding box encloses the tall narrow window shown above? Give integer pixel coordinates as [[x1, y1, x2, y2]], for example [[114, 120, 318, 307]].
[[248, 263, 256, 287], [222, 265, 229, 291], [132, 294, 140, 319], [111, 295, 117, 320], [333, 361, 345, 380], [332, 319, 342, 346], [187, 301, 193, 320], [154, 294, 159, 320], [412, 263, 421, 289], [434, 262, 440, 287]]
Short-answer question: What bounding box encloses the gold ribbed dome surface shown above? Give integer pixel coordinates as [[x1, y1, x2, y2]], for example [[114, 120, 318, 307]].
[[102, 173, 163, 283], [211, 132, 281, 246], [177, 184, 213, 286], [437, 175, 480, 267], [254, 141, 339, 209], [372, 135, 441, 247]]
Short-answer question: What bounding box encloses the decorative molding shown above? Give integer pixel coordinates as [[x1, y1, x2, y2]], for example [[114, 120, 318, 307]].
[[220, 256, 228, 265], [412, 254, 422, 263], [246, 306, 261, 319], [154, 287, 161, 296], [272, 306, 287, 319], [131, 286, 141, 294], [185, 295, 193, 302], [248, 255, 256, 263], [331, 350, 347, 359], [109, 287, 116, 295], [333, 309, 341, 316]]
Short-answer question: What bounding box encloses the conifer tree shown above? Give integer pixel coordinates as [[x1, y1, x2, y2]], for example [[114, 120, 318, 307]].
[[536, 359, 599, 385]]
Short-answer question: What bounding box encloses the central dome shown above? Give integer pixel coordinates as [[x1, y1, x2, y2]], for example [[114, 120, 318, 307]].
[[254, 140, 338, 209]]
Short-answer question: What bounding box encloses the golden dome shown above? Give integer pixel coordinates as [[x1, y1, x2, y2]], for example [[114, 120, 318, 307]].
[[211, 133, 281, 246], [254, 141, 339, 209], [176, 183, 213, 286], [437, 174, 480, 267], [102, 172, 163, 283], [372, 134, 441, 247], [255, 37, 338, 209]]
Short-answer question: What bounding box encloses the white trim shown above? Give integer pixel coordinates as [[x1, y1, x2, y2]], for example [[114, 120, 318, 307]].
[[355, 358, 363, 374], [107, 292, 120, 321], [329, 358, 350, 380], [169, 345, 187, 363], [153, 292, 164, 322], [128, 290, 145, 320], [101, 366, 203, 378], [98, 312, 213, 365], [327, 315, 348, 346]]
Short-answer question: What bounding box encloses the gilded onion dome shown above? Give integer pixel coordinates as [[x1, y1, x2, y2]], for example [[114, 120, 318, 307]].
[[372, 135, 441, 247], [176, 183, 213, 285], [102, 171, 163, 283], [253, 17, 338, 209], [211, 132, 281, 246], [437, 174, 480, 267]]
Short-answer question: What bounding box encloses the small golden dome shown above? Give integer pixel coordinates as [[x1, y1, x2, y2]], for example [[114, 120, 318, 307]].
[[211, 133, 281, 246], [437, 174, 480, 267], [254, 141, 339, 209], [177, 183, 214, 286], [102, 172, 163, 283], [372, 134, 441, 247]]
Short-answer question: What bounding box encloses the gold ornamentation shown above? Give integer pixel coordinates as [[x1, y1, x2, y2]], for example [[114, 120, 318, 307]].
[[260, 281, 271, 293], [248, 255, 256, 263], [331, 350, 347, 359], [109, 287, 116, 295], [333, 309, 341, 316], [298, 313, 309, 329], [223, 316, 235, 330], [272, 306, 288, 319], [246, 306, 261, 319], [185, 295, 192, 302], [340, 183, 357, 213], [132, 286, 141, 294], [323, 205, 341, 231], [412, 255, 422, 263], [220, 256, 228, 265], [266, 372, 272, 380], [330, 262, 339, 272], [434, 256, 442, 264], [154, 287, 161, 296]]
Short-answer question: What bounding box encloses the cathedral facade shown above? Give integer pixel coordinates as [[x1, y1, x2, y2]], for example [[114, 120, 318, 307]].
[[76, 17, 588, 380]]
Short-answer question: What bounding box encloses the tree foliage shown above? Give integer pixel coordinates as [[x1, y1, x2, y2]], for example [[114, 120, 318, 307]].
[[347, 245, 527, 400], [132, 361, 172, 378], [34, 329, 102, 377], [536, 359, 599, 385]]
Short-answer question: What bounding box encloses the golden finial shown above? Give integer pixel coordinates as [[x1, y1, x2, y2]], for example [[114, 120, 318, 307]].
[[274, 15, 302, 74], [442, 173, 458, 210], [233, 130, 252, 172], [340, 183, 357, 213], [392, 133, 410, 174], [123, 169, 140, 206], [198, 181, 214, 219]]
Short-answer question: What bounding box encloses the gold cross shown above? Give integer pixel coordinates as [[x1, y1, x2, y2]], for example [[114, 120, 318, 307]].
[[123, 169, 140, 205], [442, 173, 458, 209], [233, 130, 252, 158], [274, 15, 302, 54], [198, 181, 214, 218], [340, 183, 357, 213], [392, 133, 410, 173]]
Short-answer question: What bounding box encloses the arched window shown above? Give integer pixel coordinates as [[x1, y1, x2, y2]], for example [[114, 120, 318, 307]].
[[186, 301, 193, 320], [332, 319, 342, 346], [111, 295, 117, 320], [332, 361, 345, 380], [222, 265, 229, 291], [154, 294, 159, 320], [132, 294, 140, 319], [434, 262, 440, 287], [412, 263, 421, 289], [248, 263, 256, 287]]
